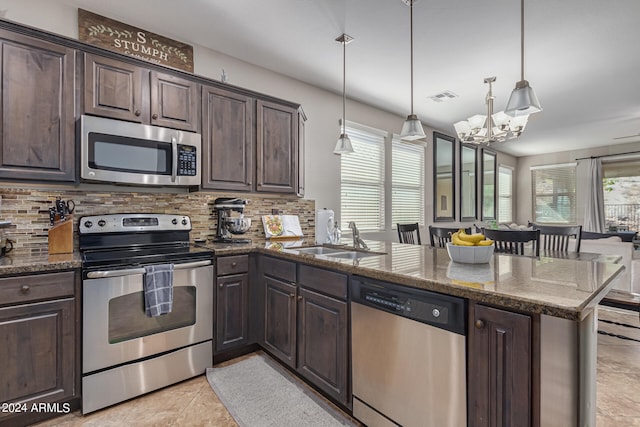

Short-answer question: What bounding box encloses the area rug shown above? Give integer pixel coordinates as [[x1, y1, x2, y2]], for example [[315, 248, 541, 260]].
[[206, 353, 357, 427]]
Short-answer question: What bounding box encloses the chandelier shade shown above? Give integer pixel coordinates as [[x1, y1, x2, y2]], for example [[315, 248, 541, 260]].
[[333, 33, 354, 155], [399, 0, 426, 142], [454, 77, 529, 145]]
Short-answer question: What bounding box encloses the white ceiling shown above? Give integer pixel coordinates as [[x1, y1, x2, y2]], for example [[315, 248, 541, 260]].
[[68, 0, 640, 157]]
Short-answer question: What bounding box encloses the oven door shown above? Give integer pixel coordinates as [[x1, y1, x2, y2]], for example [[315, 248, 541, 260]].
[[83, 260, 213, 374]]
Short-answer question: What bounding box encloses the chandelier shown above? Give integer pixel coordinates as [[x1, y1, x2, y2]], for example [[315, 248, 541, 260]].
[[453, 77, 529, 144]]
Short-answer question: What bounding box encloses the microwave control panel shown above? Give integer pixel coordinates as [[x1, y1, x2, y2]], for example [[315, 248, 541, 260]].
[[178, 145, 197, 176]]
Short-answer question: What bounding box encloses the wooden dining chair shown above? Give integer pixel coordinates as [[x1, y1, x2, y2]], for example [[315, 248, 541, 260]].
[[482, 228, 541, 257], [397, 223, 422, 245], [532, 224, 582, 253], [428, 226, 471, 247]]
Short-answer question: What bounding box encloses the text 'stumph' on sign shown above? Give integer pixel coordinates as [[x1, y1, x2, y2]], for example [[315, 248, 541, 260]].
[[78, 8, 194, 73]]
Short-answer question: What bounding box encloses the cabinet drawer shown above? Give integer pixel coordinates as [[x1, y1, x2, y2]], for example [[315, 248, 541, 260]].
[[217, 255, 249, 276], [298, 264, 348, 300], [262, 256, 296, 283], [0, 271, 75, 306]]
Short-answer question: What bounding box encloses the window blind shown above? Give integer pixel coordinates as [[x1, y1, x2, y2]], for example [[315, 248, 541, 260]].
[[498, 166, 513, 223], [531, 164, 577, 224], [340, 125, 385, 232], [392, 137, 425, 227]]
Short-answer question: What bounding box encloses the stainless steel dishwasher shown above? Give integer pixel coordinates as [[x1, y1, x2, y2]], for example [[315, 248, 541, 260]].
[[351, 276, 467, 427]]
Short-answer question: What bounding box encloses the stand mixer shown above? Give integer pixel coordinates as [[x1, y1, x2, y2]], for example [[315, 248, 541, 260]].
[[212, 197, 251, 243]]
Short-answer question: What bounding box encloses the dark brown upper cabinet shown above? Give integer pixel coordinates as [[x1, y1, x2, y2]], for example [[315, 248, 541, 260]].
[[460, 142, 478, 221], [256, 99, 299, 193], [201, 85, 254, 191], [0, 30, 75, 182], [433, 132, 456, 222], [84, 53, 199, 132], [481, 149, 497, 221]]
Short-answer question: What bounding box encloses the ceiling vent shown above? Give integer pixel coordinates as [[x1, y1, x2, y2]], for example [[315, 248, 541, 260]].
[[429, 91, 458, 102]]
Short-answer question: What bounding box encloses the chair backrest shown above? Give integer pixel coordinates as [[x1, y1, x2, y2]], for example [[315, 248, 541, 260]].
[[532, 224, 582, 252], [482, 228, 541, 256], [397, 223, 422, 245], [428, 226, 471, 247]]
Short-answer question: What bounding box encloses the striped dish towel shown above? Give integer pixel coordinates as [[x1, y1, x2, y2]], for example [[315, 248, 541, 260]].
[[144, 264, 174, 317]]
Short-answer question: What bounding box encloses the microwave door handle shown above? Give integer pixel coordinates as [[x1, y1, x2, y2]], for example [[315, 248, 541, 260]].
[[171, 137, 178, 183]]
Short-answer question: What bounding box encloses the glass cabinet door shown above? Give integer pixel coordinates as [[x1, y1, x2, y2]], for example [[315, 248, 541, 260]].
[[433, 132, 456, 222]]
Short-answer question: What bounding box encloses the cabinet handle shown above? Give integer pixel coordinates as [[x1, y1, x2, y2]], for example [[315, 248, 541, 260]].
[[152, 113, 158, 120], [475, 319, 485, 330], [297, 295, 303, 301], [21, 285, 30, 294], [219, 283, 224, 288], [289, 294, 295, 299], [134, 109, 141, 116], [231, 262, 237, 267]]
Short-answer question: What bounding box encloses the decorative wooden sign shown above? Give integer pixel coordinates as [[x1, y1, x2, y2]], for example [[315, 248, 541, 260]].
[[78, 8, 194, 73]]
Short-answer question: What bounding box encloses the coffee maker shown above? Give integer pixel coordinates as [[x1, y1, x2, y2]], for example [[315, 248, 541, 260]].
[[212, 197, 251, 243]]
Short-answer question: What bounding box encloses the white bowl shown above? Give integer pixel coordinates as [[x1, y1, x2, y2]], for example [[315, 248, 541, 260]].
[[446, 242, 494, 264]]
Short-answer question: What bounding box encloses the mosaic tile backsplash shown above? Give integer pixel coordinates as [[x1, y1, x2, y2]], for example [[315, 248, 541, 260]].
[[0, 188, 315, 254]]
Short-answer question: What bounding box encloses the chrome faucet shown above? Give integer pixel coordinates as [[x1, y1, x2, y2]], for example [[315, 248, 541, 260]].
[[348, 221, 369, 250]]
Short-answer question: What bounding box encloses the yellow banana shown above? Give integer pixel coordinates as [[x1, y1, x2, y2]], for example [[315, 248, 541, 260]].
[[477, 239, 494, 246], [458, 230, 486, 244], [451, 232, 475, 246]]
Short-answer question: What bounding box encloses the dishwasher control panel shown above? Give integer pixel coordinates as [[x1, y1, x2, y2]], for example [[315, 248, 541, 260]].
[[351, 276, 466, 335]]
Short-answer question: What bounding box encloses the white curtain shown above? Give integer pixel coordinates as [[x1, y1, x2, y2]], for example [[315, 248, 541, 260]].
[[582, 158, 605, 232]]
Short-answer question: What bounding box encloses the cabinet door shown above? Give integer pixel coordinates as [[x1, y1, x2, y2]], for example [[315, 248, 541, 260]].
[[256, 99, 298, 193], [0, 298, 75, 412], [297, 288, 348, 406], [297, 108, 306, 197], [0, 30, 75, 181], [150, 71, 199, 132], [215, 273, 249, 352], [84, 53, 148, 122], [469, 304, 531, 427], [202, 86, 254, 191], [263, 276, 297, 368]]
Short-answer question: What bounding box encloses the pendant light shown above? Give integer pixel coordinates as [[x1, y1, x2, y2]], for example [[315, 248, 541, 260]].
[[505, 0, 542, 116], [399, 0, 426, 141], [333, 33, 354, 155]]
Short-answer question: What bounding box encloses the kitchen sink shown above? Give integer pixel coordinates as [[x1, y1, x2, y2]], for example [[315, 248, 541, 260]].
[[294, 246, 348, 255], [325, 251, 384, 260]]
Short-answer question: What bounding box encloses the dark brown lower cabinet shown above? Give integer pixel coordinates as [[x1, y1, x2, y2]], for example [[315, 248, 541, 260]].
[[216, 273, 249, 352], [297, 287, 348, 405], [260, 256, 350, 407], [263, 276, 297, 367], [468, 303, 532, 427], [0, 271, 78, 426]]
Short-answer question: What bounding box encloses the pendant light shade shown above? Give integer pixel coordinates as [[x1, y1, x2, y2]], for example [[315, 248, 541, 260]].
[[333, 33, 354, 155], [505, 0, 542, 117], [399, 0, 426, 141]]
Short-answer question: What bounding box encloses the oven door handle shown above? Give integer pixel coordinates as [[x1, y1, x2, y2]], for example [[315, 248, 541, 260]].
[[173, 260, 212, 270], [86, 260, 211, 278]]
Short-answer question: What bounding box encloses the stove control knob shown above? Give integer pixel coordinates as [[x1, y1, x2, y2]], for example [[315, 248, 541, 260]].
[[171, 218, 178, 225], [98, 219, 106, 227], [432, 308, 441, 318], [84, 220, 93, 228], [181, 218, 188, 226]]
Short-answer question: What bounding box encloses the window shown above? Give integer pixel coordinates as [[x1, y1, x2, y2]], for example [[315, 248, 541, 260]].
[[498, 166, 513, 223], [602, 158, 640, 231], [340, 123, 385, 232], [531, 163, 577, 224], [392, 136, 425, 226]]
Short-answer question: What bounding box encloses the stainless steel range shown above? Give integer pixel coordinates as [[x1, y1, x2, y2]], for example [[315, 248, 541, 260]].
[[79, 214, 213, 414]]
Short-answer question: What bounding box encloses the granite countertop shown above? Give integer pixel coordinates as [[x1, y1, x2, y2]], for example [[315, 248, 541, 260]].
[[0, 239, 624, 321]]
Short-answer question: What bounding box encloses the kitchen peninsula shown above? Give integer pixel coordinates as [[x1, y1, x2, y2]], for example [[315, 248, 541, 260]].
[[0, 240, 624, 426]]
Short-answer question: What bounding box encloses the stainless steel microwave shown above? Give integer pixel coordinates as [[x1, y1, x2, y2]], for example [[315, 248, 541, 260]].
[[80, 115, 201, 187]]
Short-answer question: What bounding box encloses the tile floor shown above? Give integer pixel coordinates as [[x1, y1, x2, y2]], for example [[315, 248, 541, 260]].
[[33, 306, 640, 427]]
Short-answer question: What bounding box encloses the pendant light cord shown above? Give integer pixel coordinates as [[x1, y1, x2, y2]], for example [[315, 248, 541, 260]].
[[520, 0, 525, 82], [342, 38, 347, 134], [410, 0, 414, 115]]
